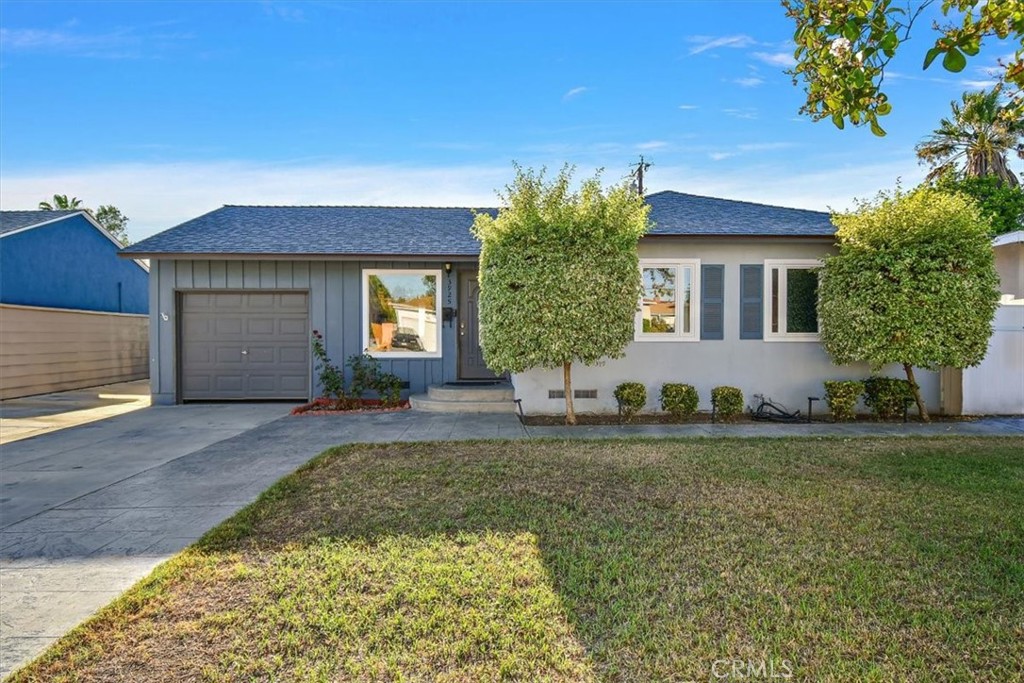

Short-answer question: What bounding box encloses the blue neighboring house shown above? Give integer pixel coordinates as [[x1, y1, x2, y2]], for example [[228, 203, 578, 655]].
[[1, 210, 148, 313], [1, 210, 150, 399]]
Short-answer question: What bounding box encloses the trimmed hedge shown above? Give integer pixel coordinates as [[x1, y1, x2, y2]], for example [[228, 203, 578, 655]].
[[823, 380, 864, 422], [863, 376, 913, 419], [614, 382, 647, 420], [711, 386, 744, 421], [660, 383, 699, 421]]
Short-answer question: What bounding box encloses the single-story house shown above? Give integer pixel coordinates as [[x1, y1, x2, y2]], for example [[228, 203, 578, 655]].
[[121, 191, 942, 414], [0, 210, 150, 399]]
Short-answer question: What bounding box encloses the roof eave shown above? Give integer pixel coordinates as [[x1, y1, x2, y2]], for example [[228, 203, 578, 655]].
[[643, 232, 835, 239], [117, 251, 483, 261]]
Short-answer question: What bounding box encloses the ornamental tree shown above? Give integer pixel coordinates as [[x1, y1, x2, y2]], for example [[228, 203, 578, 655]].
[[935, 171, 1024, 235], [784, 0, 1024, 135], [472, 165, 650, 425], [818, 187, 1001, 420]]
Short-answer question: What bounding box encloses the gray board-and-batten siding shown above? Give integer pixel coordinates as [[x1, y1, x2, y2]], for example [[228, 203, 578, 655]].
[[148, 258, 471, 405]]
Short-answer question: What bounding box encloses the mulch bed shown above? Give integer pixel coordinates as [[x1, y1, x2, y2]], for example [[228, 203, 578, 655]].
[[291, 398, 410, 415]]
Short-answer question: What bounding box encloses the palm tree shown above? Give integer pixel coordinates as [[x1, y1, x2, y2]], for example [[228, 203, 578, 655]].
[[38, 194, 83, 210], [916, 89, 1024, 187]]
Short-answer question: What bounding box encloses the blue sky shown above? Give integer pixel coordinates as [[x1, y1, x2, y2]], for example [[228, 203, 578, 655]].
[[0, 1, 1016, 241]]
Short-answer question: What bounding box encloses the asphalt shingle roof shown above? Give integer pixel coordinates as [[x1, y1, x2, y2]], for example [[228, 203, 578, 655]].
[[0, 210, 82, 236], [645, 191, 833, 237], [122, 191, 834, 256]]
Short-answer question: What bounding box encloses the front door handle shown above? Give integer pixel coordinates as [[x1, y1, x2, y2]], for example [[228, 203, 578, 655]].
[[241, 349, 249, 356]]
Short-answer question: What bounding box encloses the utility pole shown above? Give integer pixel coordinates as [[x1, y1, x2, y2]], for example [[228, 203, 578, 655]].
[[630, 156, 652, 196]]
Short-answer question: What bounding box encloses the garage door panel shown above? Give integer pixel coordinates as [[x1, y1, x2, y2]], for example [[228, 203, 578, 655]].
[[247, 347, 276, 364], [247, 294, 277, 309], [279, 293, 308, 309], [182, 375, 211, 393], [215, 318, 244, 336], [181, 316, 212, 337], [278, 318, 308, 336], [279, 346, 307, 363], [279, 375, 308, 392], [215, 347, 244, 364], [214, 293, 244, 308], [182, 345, 212, 364], [180, 291, 309, 400], [181, 293, 212, 311], [248, 375, 276, 392], [215, 375, 244, 393], [247, 318, 276, 335]]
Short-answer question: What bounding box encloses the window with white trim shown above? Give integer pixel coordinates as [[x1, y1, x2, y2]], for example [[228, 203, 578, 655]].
[[764, 259, 820, 341], [362, 269, 442, 357], [635, 259, 700, 341]]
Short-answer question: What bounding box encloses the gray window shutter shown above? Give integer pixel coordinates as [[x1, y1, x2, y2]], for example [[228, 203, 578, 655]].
[[701, 264, 724, 340], [739, 264, 763, 340]]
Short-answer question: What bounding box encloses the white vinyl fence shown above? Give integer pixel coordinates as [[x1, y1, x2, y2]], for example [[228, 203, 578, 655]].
[[962, 300, 1024, 415]]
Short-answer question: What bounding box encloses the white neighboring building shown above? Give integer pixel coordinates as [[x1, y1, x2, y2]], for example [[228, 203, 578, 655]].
[[961, 231, 1024, 415]]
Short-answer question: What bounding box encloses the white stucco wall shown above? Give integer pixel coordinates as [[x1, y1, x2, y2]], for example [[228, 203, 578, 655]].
[[994, 240, 1023, 299], [512, 237, 939, 415]]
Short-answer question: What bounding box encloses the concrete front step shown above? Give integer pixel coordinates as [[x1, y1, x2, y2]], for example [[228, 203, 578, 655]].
[[427, 382, 514, 402], [411, 383, 517, 413], [409, 394, 517, 413]]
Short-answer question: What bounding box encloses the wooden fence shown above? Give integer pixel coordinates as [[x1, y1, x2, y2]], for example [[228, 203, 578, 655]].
[[0, 304, 148, 400]]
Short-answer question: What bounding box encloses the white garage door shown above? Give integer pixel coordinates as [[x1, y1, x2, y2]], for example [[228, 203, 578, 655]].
[[180, 291, 309, 400]]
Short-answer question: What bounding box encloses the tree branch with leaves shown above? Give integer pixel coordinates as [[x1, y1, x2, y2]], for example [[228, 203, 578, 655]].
[[785, 0, 1024, 135]]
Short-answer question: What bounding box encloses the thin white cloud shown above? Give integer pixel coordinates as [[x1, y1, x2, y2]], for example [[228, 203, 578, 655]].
[[678, 104, 698, 110], [709, 152, 738, 161], [687, 34, 756, 56], [562, 86, 588, 101], [0, 24, 191, 58], [262, 1, 306, 22], [733, 77, 764, 88], [649, 158, 928, 212], [960, 79, 999, 89], [636, 141, 668, 151], [751, 51, 796, 67], [722, 107, 759, 120]]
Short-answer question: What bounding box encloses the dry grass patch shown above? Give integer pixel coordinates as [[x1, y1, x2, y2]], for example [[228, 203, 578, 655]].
[[11, 437, 1024, 682]]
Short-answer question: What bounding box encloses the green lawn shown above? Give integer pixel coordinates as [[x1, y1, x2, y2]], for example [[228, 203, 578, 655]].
[[13, 437, 1024, 682]]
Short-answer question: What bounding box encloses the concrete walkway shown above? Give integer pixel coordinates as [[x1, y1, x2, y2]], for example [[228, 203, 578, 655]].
[[1, 407, 1020, 677], [0, 380, 151, 445]]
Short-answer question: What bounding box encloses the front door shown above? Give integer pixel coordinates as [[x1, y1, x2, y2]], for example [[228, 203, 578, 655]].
[[458, 272, 497, 380]]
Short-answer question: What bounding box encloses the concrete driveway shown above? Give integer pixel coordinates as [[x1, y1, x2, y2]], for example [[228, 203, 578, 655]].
[[0, 405, 525, 678], [0, 403, 291, 677], [0, 380, 151, 445]]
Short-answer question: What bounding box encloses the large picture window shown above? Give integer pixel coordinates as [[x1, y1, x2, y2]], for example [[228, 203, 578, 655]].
[[362, 269, 442, 357], [635, 259, 700, 341], [764, 259, 820, 341]]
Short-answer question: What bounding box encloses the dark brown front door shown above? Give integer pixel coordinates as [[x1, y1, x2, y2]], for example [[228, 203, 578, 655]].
[[458, 272, 497, 380]]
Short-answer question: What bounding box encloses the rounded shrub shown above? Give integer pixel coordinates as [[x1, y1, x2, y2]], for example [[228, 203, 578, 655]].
[[863, 376, 914, 419], [711, 386, 744, 421], [375, 372, 403, 408], [614, 382, 647, 421], [823, 380, 864, 422], [660, 383, 699, 421]]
